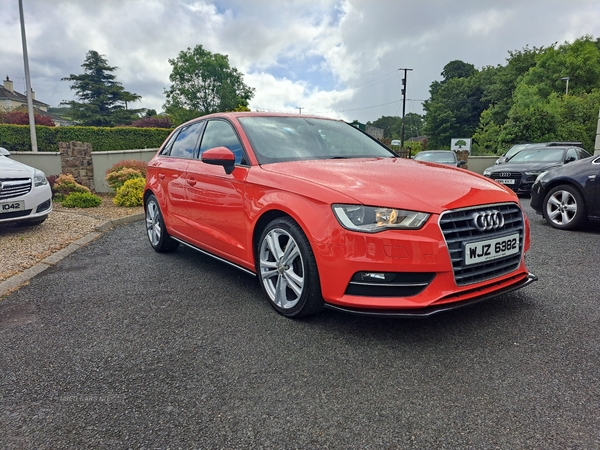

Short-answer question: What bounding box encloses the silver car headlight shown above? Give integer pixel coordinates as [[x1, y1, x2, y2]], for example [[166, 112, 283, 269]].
[[483, 167, 493, 176], [524, 170, 544, 176], [534, 171, 548, 183], [34, 169, 48, 187], [332, 204, 430, 232]]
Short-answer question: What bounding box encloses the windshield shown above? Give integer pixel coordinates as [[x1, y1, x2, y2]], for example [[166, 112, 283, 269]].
[[504, 143, 532, 159], [508, 148, 565, 164], [414, 152, 456, 164], [238, 116, 395, 164]]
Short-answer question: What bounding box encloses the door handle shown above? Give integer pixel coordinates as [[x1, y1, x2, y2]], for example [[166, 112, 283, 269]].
[[158, 173, 165, 180], [186, 177, 196, 186]]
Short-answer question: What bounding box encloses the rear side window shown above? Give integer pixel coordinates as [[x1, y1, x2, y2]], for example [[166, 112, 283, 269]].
[[168, 121, 205, 158], [199, 120, 245, 164]]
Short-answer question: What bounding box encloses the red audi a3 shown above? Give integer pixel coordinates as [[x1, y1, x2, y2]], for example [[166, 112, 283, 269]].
[[144, 112, 536, 318]]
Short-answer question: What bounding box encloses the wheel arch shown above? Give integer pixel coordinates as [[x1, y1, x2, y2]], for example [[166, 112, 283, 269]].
[[252, 209, 293, 267], [543, 178, 586, 202]]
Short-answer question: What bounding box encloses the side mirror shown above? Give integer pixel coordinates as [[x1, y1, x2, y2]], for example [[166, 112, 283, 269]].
[[0, 147, 10, 157], [201, 146, 236, 174], [457, 160, 467, 167]]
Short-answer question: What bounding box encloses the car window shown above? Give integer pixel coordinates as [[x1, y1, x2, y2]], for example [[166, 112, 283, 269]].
[[199, 120, 246, 165], [169, 121, 204, 158], [159, 129, 181, 156], [576, 148, 592, 159], [239, 116, 394, 164], [415, 152, 456, 163], [509, 148, 564, 163], [505, 144, 530, 159], [565, 148, 578, 162]]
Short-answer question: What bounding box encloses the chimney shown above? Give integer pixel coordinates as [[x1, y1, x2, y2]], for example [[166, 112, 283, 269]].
[[4, 76, 14, 92]]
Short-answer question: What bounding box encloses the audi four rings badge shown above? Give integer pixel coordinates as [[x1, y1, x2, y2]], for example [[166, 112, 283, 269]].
[[472, 210, 505, 231]]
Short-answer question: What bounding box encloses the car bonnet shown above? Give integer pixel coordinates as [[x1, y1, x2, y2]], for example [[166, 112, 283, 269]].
[[0, 156, 35, 178], [259, 157, 515, 213]]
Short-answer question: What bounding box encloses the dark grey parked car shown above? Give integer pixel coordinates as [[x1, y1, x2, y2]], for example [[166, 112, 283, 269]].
[[495, 141, 584, 165], [530, 154, 600, 230], [413, 150, 466, 167], [484, 146, 592, 196]]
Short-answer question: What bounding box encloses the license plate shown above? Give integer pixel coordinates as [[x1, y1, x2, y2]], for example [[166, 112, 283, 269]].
[[496, 179, 515, 185], [464, 233, 520, 265], [0, 200, 25, 212]]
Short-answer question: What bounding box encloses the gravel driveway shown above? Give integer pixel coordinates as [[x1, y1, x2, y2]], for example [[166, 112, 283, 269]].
[[0, 202, 599, 448]]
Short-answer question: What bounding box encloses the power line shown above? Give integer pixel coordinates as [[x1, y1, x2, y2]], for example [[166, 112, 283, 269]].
[[252, 98, 425, 116]]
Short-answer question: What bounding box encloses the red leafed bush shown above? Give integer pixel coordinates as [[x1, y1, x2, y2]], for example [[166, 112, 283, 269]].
[[0, 110, 55, 126], [130, 116, 172, 128]]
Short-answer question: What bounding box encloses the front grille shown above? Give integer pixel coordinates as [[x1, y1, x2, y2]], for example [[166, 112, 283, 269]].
[[439, 203, 524, 286], [489, 172, 520, 180], [0, 179, 32, 200], [346, 272, 435, 297]]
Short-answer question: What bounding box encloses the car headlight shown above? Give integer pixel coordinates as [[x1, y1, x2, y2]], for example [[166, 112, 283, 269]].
[[332, 204, 430, 232], [534, 171, 548, 183], [34, 169, 48, 187], [524, 170, 543, 176], [483, 167, 493, 176]]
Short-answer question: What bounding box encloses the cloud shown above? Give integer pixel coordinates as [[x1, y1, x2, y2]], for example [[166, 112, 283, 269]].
[[1, 0, 599, 123]]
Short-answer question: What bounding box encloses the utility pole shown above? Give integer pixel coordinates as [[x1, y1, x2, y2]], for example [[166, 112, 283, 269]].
[[298, 107, 303, 114], [19, 0, 38, 152], [398, 68, 412, 157]]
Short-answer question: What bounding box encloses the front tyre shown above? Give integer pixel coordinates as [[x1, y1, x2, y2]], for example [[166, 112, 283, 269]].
[[257, 217, 323, 318], [145, 194, 179, 252], [542, 184, 587, 230]]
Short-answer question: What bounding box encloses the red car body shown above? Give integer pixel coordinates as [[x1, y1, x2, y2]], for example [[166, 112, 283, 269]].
[[144, 112, 536, 318]]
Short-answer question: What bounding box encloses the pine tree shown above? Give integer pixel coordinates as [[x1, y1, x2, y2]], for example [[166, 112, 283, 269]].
[[62, 50, 143, 126]]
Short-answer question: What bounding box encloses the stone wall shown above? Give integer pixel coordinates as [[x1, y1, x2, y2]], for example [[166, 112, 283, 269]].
[[59, 141, 94, 190]]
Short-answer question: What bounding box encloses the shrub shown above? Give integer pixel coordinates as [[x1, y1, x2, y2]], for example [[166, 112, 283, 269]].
[[52, 174, 90, 198], [46, 174, 60, 190], [61, 192, 102, 208], [105, 159, 147, 178], [113, 177, 145, 207], [130, 116, 172, 128], [106, 167, 144, 191]]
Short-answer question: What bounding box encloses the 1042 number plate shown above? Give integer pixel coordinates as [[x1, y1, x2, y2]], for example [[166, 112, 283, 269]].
[[464, 233, 519, 265], [0, 201, 25, 212]]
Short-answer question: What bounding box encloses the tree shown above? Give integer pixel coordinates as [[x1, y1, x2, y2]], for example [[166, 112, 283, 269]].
[[367, 113, 424, 139], [423, 66, 486, 148], [62, 50, 143, 126], [474, 36, 600, 153], [164, 45, 255, 125]]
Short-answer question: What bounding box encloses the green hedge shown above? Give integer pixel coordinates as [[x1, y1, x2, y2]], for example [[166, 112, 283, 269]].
[[0, 124, 173, 152]]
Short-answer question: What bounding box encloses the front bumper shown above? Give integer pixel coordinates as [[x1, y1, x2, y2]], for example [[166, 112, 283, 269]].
[[0, 183, 53, 224], [315, 202, 533, 314], [325, 272, 537, 317]]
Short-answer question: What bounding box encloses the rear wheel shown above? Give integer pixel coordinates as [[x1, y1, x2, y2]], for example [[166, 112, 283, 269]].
[[257, 217, 323, 318], [145, 194, 179, 252], [542, 184, 586, 230]]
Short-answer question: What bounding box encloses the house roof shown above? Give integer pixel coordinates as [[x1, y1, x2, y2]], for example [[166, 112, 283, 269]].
[[0, 85, 49, 108]]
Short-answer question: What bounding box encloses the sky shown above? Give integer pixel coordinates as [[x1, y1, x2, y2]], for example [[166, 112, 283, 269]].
[[1, 0, 600, 124]]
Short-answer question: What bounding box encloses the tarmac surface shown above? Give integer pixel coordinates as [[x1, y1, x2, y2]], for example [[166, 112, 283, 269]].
[[0, 203, 599, 448]]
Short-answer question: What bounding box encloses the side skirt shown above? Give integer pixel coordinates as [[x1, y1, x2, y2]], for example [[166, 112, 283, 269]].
[[171, 237, 256, 277]]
